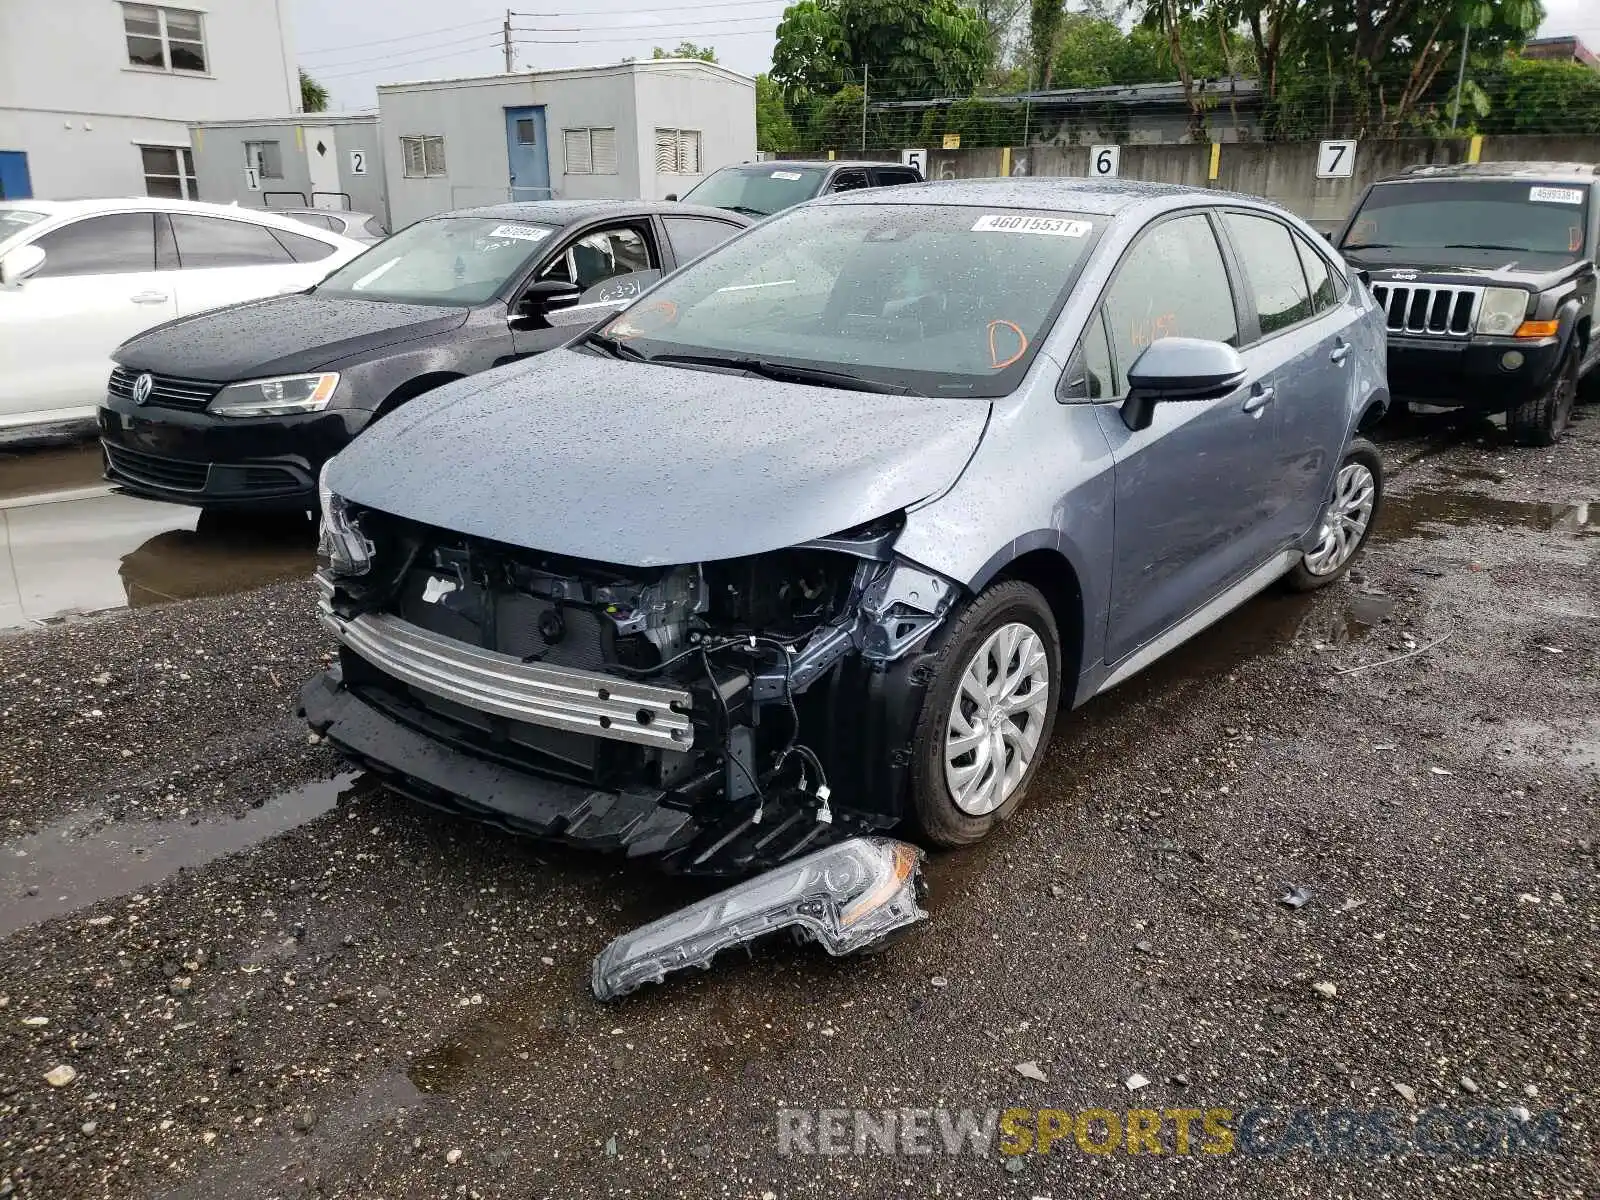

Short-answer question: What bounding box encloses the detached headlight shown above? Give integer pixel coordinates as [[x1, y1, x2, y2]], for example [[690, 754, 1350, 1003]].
[[316, 460, 373, 576], [210, 373, 339, 417], [1475, 288, 1530, 337]]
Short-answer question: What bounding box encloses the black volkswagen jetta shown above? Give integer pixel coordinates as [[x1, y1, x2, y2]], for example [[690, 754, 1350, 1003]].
[[99, 199, 748, 513]]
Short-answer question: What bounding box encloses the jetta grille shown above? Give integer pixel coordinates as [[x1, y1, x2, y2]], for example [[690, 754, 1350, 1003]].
[[108, 367, 222, 412], [1369, 283, 1481, 337]]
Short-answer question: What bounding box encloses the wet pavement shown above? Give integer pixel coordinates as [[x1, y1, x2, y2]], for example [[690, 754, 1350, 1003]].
[[0, 409, 1594, 1198], [0, 443, 315, 629]]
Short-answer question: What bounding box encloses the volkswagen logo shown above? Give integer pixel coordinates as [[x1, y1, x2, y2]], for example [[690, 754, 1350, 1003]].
[[131, 373, 155, 405]]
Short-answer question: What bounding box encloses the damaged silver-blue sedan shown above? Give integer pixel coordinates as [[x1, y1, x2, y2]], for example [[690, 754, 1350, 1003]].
[[302, 179, 1389, 883]]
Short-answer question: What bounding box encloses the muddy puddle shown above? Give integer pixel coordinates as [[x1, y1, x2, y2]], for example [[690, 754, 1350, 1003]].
[[0, 773, 365, 937], [0, 442, 107, 502], [1382, 490, 1598, 541]]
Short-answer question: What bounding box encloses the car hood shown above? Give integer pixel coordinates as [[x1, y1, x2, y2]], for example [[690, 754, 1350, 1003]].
[[327, 348, 990, 566], [1346, 250, 1588, 291], [115, 294, 470, 381]]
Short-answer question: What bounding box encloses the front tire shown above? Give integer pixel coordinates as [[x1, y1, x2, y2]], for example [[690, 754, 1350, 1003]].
[[1287, 437, 1383, 591], [1508, 343, 1579, 447], [907, 581, 1062, 848]]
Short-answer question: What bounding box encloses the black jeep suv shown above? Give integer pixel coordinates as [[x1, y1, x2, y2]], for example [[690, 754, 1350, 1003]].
[[1338, 162, 1597, 445]]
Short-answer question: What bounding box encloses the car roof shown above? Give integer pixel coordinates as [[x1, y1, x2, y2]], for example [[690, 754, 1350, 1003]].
[[1383, 161, 1599, 183], [440, 199, 750, 225], [718, 160, 908, 171], [0, 197, 363, 241], [815, 176, 1275, 216], [277, 208, 376, 220]]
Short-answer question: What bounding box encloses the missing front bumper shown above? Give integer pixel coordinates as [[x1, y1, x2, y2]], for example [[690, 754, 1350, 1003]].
[[590, 836, 928, 1001]]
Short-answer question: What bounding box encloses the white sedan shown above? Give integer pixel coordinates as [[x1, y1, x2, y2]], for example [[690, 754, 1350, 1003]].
[[0, 198, 367, 436]]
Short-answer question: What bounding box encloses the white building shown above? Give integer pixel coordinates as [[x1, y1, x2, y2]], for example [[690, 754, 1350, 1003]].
[[0, 0, 300, 201], [377, 60, 756, 229]]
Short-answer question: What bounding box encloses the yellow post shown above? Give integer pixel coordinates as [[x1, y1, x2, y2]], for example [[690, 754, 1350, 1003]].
[[1467, 134, 1483, 164], [1208, 142, 1221, 182], [295, 126, 304, 151], [1001, 146, 1012, 178], [827, 149, 836, 161]]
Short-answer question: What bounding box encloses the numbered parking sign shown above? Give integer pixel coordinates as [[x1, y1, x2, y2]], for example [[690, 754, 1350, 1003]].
[[1089, 145, 1120, 178], [1317, 140, 1357, 179], [349, 150, 367, 175], [901, 148, 926, 176]]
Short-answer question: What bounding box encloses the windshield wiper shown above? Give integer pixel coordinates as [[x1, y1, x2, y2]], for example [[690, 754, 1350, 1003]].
[[1438, 243, 1538, 253], [584, 330, 648, 361], [648, 352, 917, 395], [723, 205, 770, 218]]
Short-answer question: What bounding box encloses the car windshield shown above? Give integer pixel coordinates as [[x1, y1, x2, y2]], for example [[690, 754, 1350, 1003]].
[[1341, 180, 1590, 262], [315, 215, 558, 305], [0, 208, 49, 245], [598, 203, 1099, 397], [680, 166, 827, 216]]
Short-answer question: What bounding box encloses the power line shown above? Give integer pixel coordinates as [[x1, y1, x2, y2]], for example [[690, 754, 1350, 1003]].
[[517, 14, 781, 33], [301, 31, 500, 73], [513, 0, 787, 14], [299, 19, 501, 60], [513, 29, 775, 45], [313, 42, 502, 82]]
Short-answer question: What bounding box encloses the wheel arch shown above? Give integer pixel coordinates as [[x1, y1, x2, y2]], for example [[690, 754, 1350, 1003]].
[[374, 371, 465, 419], [968, 537, 1087, 699]]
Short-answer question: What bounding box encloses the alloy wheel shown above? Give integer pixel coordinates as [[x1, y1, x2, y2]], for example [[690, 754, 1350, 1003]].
[[1304, 461, 1377, 576], [944, 622, 1051, 816]]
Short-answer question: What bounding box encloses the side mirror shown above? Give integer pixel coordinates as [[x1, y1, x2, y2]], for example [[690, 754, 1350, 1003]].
[[663, 193, 678, 202], [512, 278, 582, 322], [1121, 337, 1246, 432], [0, 244, 46, 286]]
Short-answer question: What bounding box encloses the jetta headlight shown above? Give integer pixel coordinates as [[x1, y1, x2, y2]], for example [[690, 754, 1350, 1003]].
[[317, 460, 372, 576], [210, 373, 339, 417], [1475, 288, 1530, 337]]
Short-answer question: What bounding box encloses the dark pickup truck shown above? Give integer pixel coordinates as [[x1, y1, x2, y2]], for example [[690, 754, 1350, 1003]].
[[1337, 161, 1598, 445]]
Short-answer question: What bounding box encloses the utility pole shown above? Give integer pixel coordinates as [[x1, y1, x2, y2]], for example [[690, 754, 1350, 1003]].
[[1449, 23, 1471, 130], [504, 9, 515, 73], [861, 63, 868, 152]]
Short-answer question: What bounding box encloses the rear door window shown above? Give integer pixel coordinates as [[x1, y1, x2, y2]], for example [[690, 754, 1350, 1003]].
[[31, 213, 156, 277], [170, 215, 294, 268], [287, 212, 339, 232], [1222, 211, 1314, 336], [269, 227, 338, 263], [664, 216, 741, 264], [1100, 213, 1239, 396], [830, 169, 870, 193], [1295, 234, 1342, 315], [871, 167, 922, 187]]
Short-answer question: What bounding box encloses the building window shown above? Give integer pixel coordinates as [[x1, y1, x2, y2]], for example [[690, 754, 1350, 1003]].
[[123, 5, 207, 73], [140, 145, 197, 199], [244, 141, 284, 180], [400, 135, 447, 179], [563, 128, 617, 176], [654, 128, 701, 174]]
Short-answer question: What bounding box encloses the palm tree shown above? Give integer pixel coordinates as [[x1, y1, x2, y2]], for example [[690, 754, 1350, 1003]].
[[300, 70, 328, 113]]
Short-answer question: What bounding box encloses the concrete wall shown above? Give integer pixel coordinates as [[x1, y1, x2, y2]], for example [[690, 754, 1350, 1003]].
[[377, 61, 756, 228], [927, 134, 1600, 232], [191, 116, 387, 219], [0, 0, 299, 199]]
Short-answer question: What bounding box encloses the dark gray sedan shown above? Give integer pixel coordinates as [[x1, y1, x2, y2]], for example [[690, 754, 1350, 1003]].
[[305, 179, 1388, 873], [100, 199, 749, 512]]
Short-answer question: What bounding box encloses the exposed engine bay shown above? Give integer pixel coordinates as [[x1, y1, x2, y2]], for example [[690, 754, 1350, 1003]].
[[304, 501, 960, 874]]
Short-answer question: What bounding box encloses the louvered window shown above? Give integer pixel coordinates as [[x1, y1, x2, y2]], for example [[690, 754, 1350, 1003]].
[[654, 128, 701, 174], [564, 128, 617, 175]]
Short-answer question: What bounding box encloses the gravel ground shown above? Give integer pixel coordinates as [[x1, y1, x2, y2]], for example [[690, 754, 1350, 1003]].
[[0, 408, 1594, 1198]]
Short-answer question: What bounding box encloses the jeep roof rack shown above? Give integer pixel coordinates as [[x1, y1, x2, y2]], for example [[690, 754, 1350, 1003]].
[[1397, 161, 1598, 179]]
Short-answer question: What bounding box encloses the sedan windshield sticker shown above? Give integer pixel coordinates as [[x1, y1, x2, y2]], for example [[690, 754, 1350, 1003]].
[[1529, 186, 1584, 205], [972, 214, 1092, 237], [488, 223, 551, 242], [771, 170, 803, 180]]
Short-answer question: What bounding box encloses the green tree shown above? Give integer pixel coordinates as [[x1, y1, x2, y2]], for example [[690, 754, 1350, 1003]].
[[1029, 0, 1066, 88], [299, 69, 328, 113], [1476, 56, 1600, 134], [755, 73, 799, 151], [652, 42, 717, 61], [771, 0, 993, 104]]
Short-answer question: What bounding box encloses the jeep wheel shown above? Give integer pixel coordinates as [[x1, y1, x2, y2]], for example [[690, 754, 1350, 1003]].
[[907, 581, 1062, 848], [1287, 438, 1383, 591], [1508, 343, 1578, 447]]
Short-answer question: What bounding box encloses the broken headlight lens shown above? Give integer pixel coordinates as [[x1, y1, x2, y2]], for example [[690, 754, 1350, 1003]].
[[591, 837, 927, 1001], [1475, 287, 1529, 337], [317, 461, 373, 576], [210, 373, 339, 418]]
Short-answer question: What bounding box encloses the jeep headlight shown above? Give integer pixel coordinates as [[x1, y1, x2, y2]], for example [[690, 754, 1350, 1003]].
[[317, 460, 372, 576], [210, 373, 339, 417], [1475, 288, 1529, 337]]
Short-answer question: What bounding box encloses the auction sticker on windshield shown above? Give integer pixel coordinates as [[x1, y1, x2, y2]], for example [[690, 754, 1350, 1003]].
[[489, 223, 551, 242], [972, 214, 1091, 237], [1529, 187, 1584, 205], [772, 171, 803, 180]]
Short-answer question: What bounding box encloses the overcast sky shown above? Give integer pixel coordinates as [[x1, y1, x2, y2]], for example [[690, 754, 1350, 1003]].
[[294, 0, 1600, 111]]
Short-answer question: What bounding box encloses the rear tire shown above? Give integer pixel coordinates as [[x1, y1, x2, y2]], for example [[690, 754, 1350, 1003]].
[[907, 581, 1062, 848], [1286, 438, 1383, 591], [1508, 343, 1578, 447]]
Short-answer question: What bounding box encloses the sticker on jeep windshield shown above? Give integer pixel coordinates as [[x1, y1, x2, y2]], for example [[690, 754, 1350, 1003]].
[[1529, 186, 1584, 205], [972, 214, 1091, 237]]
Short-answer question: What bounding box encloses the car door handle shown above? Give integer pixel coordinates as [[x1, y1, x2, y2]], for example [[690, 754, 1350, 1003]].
[[1330, 341, 1350, 365], [130, 291, 169, 304], [1242, 386, 1275, 415]]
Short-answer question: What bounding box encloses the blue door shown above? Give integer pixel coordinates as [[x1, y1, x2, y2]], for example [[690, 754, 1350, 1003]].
[[504, 107, 550, 200], [0, 151, 32, 201]]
